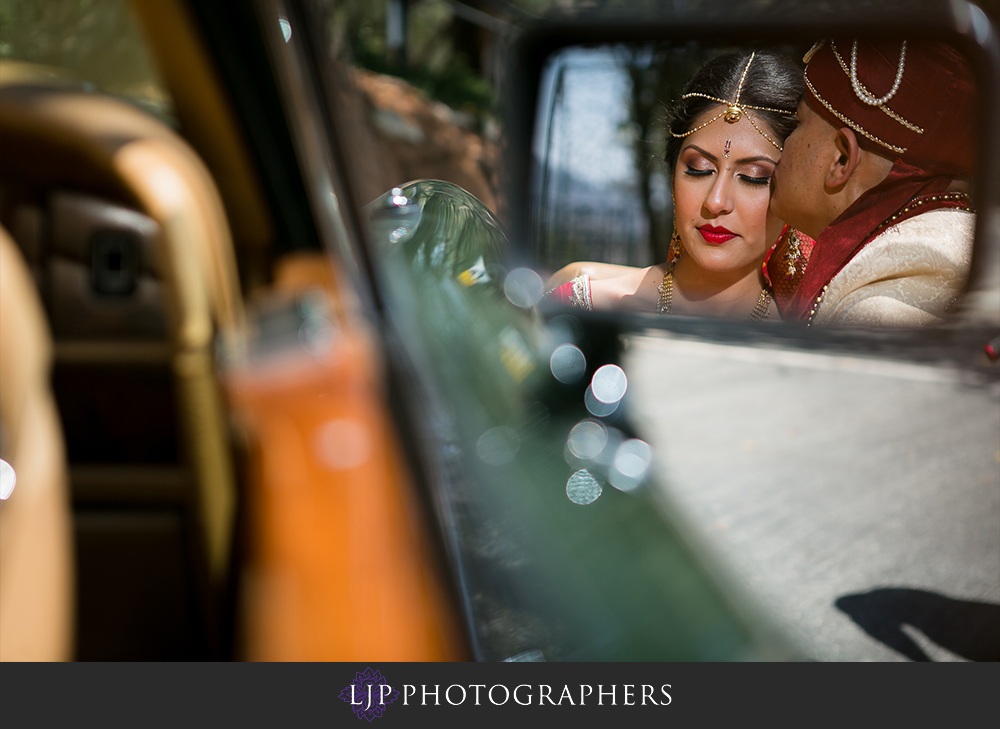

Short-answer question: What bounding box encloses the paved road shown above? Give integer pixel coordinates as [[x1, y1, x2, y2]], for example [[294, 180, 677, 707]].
[[623, 331, 1000, 662]]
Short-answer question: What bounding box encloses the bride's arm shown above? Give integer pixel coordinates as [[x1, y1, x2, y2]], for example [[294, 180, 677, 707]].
[[544, 261, 640, 290]]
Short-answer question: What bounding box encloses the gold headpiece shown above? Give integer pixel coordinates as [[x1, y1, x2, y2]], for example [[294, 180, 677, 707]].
[[669, 51, 797, 152]]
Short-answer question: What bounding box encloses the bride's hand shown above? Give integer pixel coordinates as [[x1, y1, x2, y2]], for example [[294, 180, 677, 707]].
[[544, 261, 640, 290]]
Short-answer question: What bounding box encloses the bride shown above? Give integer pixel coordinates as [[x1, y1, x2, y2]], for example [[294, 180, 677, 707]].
[[546, 50, 804, 320]]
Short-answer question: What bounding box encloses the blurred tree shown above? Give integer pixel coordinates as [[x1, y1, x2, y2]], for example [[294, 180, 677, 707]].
[[321, 0, 514, 121], [0, 0, 164, 96], [0, 0, 171, 119]]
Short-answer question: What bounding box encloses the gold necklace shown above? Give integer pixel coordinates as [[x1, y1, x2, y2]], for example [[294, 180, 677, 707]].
[[657, 266, 772, 321]]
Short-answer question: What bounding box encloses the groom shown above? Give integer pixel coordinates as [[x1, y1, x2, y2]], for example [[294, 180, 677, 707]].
[[767, 39, 977, 327]]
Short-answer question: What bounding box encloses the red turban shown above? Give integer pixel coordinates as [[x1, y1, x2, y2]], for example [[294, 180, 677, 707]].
[[803, 39, 977, 176], [771, 38, 978, 321]]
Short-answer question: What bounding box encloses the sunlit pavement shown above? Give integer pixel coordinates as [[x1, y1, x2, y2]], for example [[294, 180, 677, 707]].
[[624, 331, 1000, 662]]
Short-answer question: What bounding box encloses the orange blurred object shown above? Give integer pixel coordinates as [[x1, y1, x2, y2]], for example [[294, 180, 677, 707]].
[[224, 254, 469, 661]]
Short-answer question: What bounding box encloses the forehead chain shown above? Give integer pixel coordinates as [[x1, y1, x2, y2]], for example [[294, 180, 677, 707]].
[[669, 51, 797, 152]]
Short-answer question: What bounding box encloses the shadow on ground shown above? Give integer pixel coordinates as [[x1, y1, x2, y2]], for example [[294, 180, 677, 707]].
[[835, 587, 1000, 662]]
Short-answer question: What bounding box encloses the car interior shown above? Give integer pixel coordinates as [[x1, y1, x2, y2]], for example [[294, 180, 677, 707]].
[[0, 0, 468, 660], [0, 5, 249, 659]]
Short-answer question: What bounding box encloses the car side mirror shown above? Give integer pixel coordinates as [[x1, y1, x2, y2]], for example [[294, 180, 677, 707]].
[[499, 0, 1000, 332]]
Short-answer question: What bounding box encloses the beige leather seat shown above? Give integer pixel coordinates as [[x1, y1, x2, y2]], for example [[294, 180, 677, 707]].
[[0, 81, 245, 657], [0, 225, 74, 661]]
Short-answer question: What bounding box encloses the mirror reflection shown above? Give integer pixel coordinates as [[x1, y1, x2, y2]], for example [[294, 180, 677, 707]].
[[534, 39, 978, 329]]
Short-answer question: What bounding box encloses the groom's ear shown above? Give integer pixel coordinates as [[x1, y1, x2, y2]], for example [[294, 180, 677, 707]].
[[825, 127, 861, 190]]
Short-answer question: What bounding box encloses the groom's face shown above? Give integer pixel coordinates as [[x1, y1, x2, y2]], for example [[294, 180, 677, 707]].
[[770, 99, 838, 239]]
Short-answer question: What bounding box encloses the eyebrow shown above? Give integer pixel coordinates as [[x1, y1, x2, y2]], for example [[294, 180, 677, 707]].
[[684, 144, 778, 166]]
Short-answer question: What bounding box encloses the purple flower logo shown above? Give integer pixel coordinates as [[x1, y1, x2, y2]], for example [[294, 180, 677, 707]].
[[339, 667, 400, 721]]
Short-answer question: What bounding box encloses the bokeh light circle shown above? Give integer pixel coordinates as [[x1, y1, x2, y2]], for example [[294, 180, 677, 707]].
[[504, 268, 545, 309], [566, 469, 603, 505], [550, 344, 586, 383], [610, 438, 653, 492], [314, 418, 372, 471], [590, 364, 628, 404], [477, 426, 521, 466], [585, 385, 619, 417], [567, 419, 608, 460]]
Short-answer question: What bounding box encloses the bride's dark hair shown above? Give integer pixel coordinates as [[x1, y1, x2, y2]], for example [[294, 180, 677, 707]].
[[665, 50, 803, 170]]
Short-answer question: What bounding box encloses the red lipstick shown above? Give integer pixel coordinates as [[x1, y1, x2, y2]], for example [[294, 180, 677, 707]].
[[697, 225, 737, 244]]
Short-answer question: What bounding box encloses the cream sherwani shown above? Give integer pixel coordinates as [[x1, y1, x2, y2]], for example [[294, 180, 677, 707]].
[[813, 208, 975, 328]]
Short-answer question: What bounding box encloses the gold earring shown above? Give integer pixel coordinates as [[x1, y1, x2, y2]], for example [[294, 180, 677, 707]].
[[784, 228, 802, 278], [669, 194, 683, 265]]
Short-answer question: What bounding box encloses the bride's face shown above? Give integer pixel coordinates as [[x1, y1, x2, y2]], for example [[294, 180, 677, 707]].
[[672, 107, 785, 275]]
